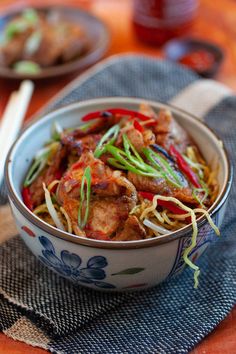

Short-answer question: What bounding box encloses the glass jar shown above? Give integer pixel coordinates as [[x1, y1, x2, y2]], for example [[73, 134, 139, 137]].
[[132, 0, 198, 46]]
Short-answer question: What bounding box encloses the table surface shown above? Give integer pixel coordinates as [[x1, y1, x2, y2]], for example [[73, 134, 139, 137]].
[[0, 0, 236, 353]]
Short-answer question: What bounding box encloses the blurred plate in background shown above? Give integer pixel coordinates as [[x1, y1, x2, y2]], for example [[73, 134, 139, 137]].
[[0, 5, 110, 80]]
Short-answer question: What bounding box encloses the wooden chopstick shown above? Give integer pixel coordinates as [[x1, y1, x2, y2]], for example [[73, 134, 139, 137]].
[[0, 80, 34, 186]]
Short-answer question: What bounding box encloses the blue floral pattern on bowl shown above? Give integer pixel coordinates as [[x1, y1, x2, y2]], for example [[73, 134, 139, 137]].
[[38, 236, 116, 289]]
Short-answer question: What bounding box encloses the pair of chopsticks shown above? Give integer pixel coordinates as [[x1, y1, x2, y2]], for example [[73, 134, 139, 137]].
[[0, 80, 34, 186]]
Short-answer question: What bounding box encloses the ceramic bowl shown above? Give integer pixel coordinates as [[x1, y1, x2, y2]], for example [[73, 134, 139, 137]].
[[5, 97, 232, 291]]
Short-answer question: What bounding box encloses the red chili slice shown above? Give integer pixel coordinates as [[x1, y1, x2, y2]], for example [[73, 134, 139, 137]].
[[81, 111, 102, 122], [22, 187, 34, 211], [169, 145, 201, 188], [138, 191, 154, 201], [157, 200, 187, 215], [81, 108, 151, 122], [138, 191, 187, 215], [50, 170, 64, 193], [133, 119, 144, 133]]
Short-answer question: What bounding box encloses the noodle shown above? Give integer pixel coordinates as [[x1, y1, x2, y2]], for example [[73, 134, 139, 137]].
[[23, 106, 220, 288], [47, 180, 60, 192], [134, 195, 219, 288], [33, 203, 48, 215], [194, 208, 220, 236], [140, 198, 159, 220], [43, 183, 65, 231], [60, 207, 72, 234], [161, 210, 178, 226], [152, 209, 165, 224]]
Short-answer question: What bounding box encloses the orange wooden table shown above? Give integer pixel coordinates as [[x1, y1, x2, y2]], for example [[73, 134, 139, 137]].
[[0, 0, 236, 353]]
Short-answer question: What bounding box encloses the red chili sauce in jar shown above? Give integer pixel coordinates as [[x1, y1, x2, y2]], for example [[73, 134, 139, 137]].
[[178, 49, 215, 73]]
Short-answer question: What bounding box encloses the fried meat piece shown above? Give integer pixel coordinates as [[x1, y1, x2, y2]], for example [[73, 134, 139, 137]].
[[154, 110, 192, 153], [113, 215, 146, 241], [128, 172, 198, 205]]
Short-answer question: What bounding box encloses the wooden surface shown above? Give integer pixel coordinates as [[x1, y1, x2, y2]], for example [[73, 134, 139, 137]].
[[0, 0, 236, 353]]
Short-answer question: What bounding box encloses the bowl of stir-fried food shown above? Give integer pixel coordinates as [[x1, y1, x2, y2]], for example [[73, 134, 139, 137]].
[[5, 97, 232, 291], [0, 6, 109, 79]]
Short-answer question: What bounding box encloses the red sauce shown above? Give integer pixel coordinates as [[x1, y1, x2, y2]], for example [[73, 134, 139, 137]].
[[178, 50, 215, 72], [132, 0, 198, 46]]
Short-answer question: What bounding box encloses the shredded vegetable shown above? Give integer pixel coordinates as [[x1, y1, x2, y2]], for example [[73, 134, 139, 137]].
[[169, 145, 201, 188], [143, 219, 171, 235], [47, 180, 60, 193], [24, 153, 48, 187], [22, 186, 34, 211], [133, 119, 144, 132], [94, 124, 120, 158], [33, 203, 48, 215], [51, 122, 63, 141], [43, 183, 65, 231], [78, 166, 91, 229], [60, 207, 72, 234], [143, 147, 183, 188], [139, 194, 219, 288], [105, 144, 162, 178], [81, 108, 151, 122]]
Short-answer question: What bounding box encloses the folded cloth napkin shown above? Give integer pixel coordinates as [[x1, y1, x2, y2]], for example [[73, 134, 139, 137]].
[[0, 55, 236, 354]]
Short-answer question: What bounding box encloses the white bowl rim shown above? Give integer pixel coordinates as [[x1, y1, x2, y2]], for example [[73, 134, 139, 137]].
[[5, 97, 233, 249]]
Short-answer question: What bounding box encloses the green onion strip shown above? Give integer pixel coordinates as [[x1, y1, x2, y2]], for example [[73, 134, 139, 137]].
[[24, 150, 50, 187], [94, 124, 120, 158], [94, 126, 184, 188], [143, 148, 183, 188], [105, 144, 162, 178], [78, 166, 91, 229], [51, 122, 63, 141]]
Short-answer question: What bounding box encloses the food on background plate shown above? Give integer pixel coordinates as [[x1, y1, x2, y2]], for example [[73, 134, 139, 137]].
[[0, 8, 89, 74], [22, 105, 220, 287]]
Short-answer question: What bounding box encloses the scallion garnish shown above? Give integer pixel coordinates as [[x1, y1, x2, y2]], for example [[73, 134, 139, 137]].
[[51, 122, 63, 141], [143, 148, 183, 188], [13, 61, 41, 74], [122, 134, 163, 175], [95, 126, 185, 189], [24, 142, 59, 187], [78, 166, 91, 229], [5, 20, 29, 40], [22, 8, 39, 24], [107, 158, 127, 170], [5, 9, 38, 40], [105, 145, 162, 178], [24, 150, 49, 187], [123, 134, 145, 167], [94, 124, 120, 158], [183, 155, 204, 179], [79, 121, 96, 132], [193, 183, 209, 207]]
